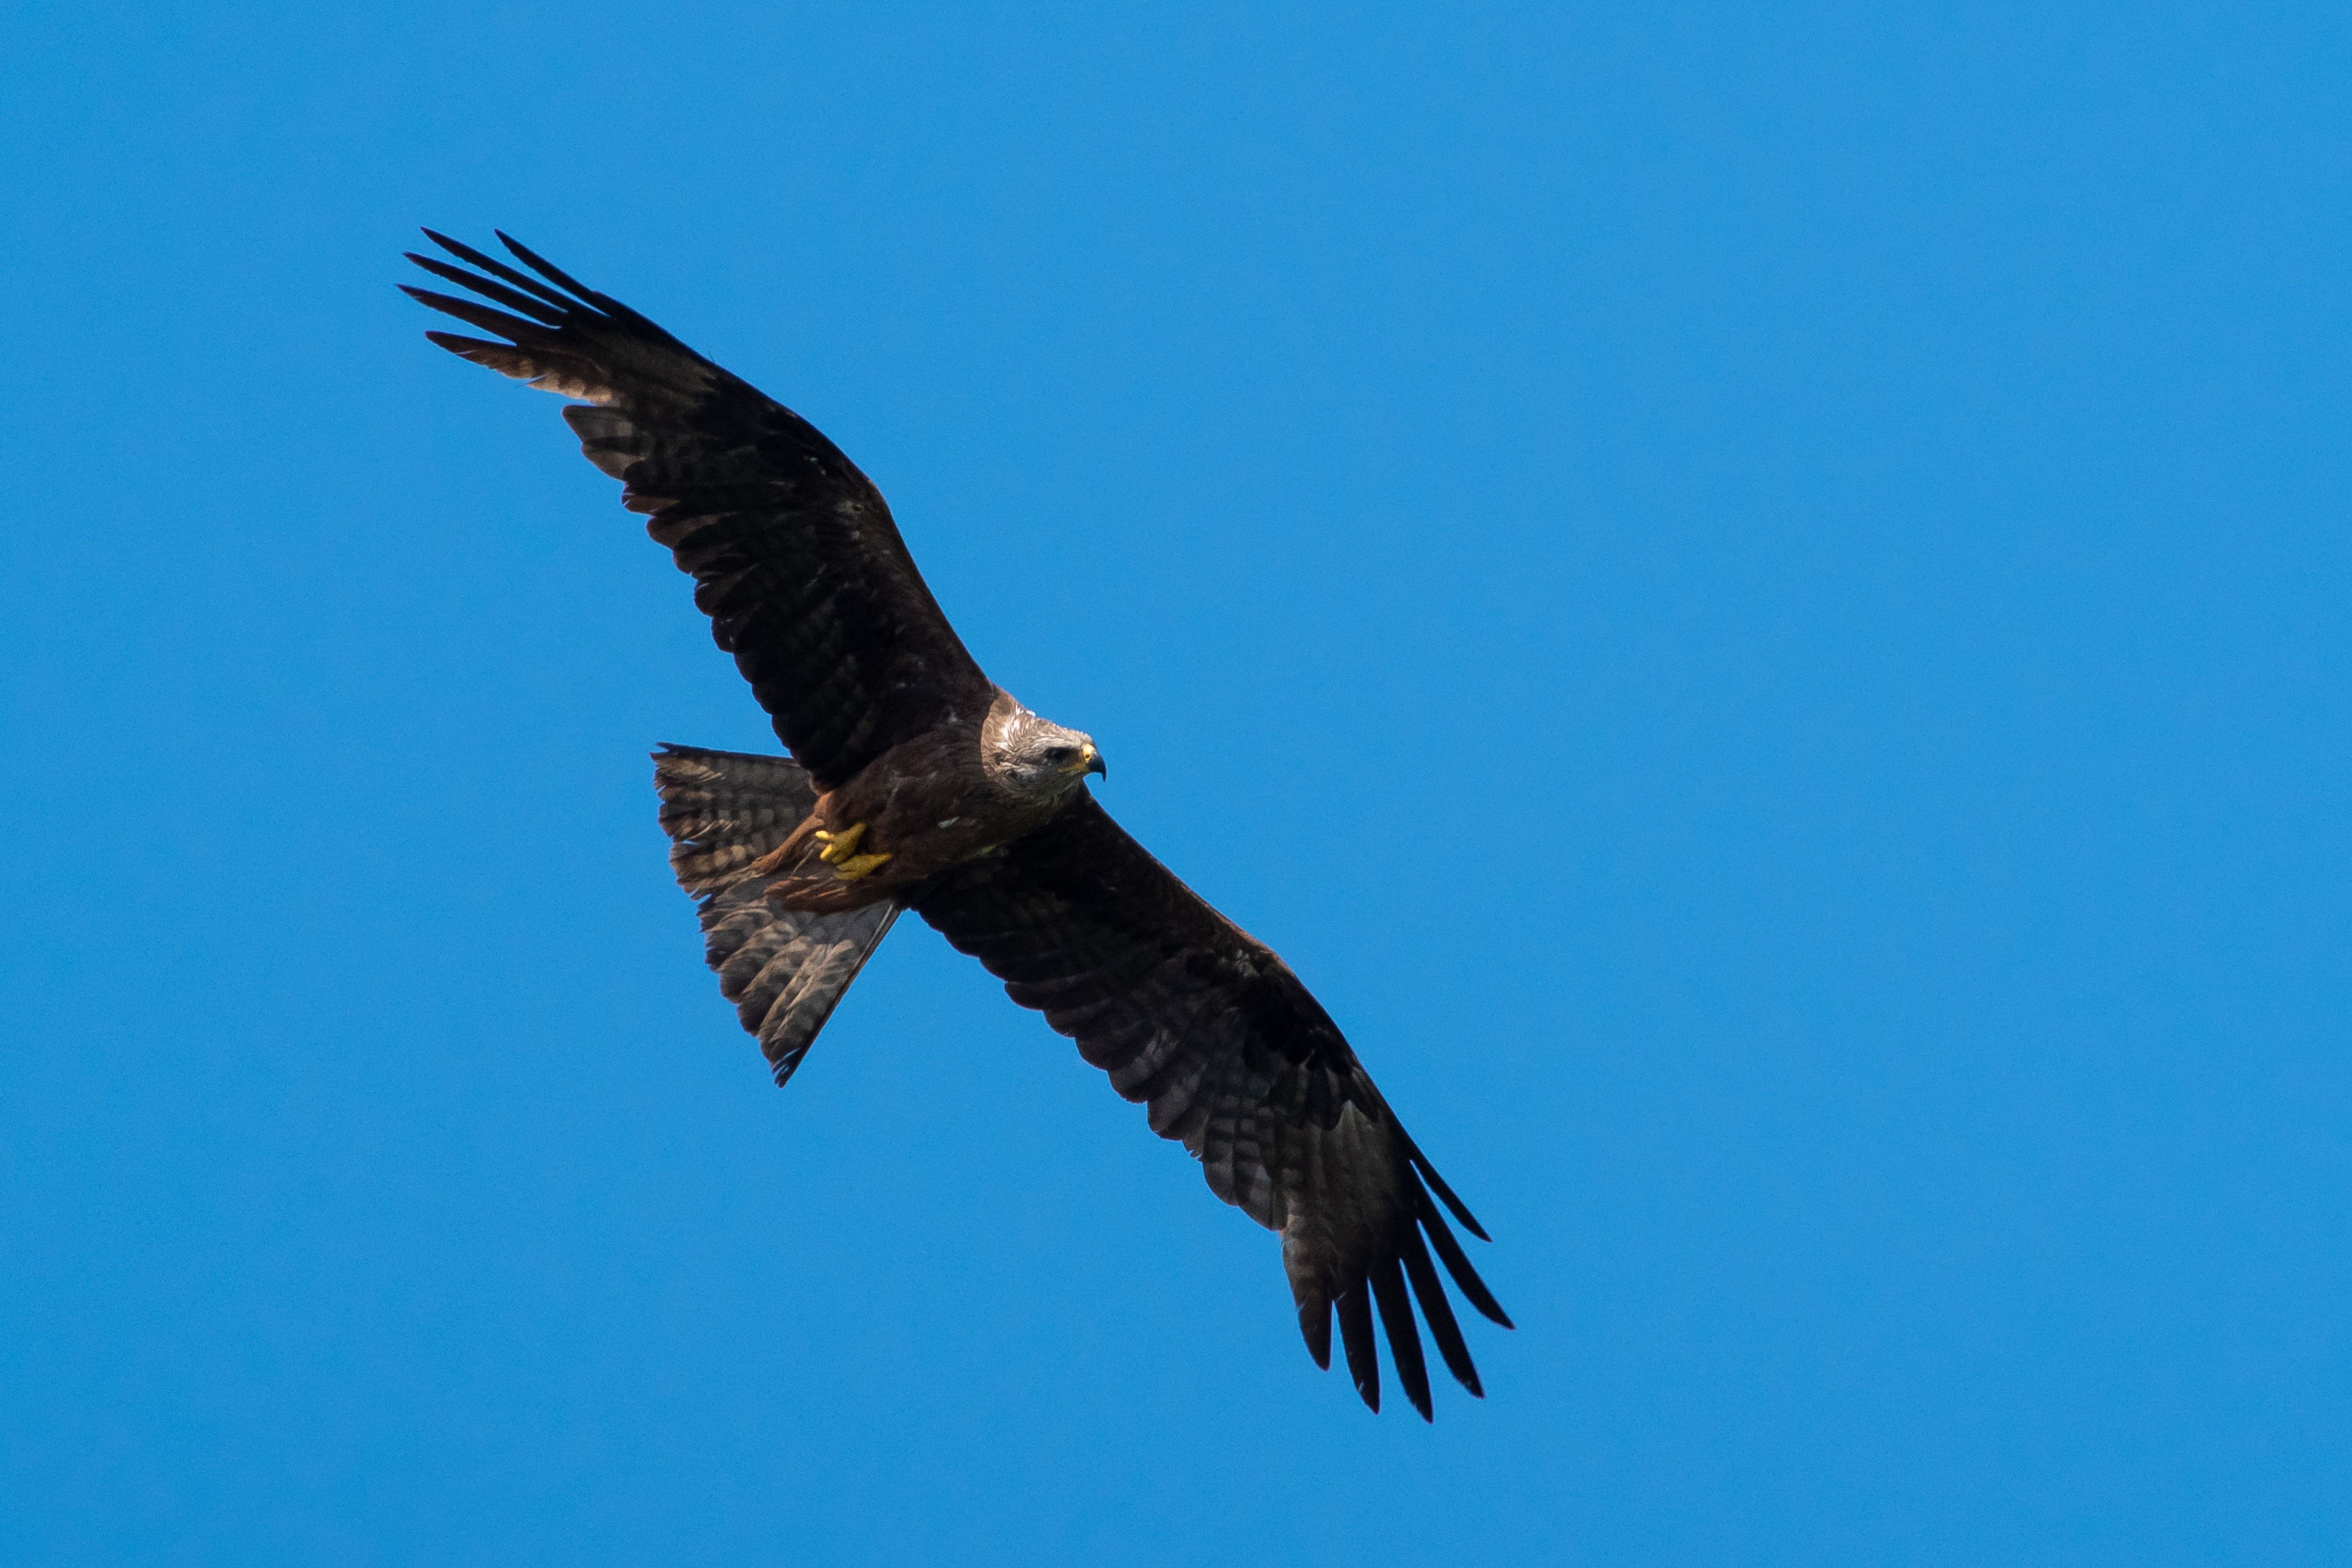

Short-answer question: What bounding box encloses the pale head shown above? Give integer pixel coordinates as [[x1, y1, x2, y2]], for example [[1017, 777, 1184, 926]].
[[983, 698, 1106, 804]]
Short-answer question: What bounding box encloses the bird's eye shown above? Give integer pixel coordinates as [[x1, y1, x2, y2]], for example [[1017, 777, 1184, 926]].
[[1043, 746, 1075, 764]]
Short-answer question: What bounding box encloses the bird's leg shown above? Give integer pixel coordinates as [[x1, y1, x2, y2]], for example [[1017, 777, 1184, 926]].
[[814, 822, 892, 880]]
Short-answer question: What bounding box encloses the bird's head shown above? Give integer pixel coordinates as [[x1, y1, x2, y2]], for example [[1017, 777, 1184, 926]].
[[986, 702, 1106, 803]]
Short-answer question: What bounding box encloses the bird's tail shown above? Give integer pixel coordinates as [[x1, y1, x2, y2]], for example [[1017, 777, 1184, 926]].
[[653, 744, 900, 1086]]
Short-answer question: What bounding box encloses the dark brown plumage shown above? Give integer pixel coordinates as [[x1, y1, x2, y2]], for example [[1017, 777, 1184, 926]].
[[407, 231, 1510, 1418]]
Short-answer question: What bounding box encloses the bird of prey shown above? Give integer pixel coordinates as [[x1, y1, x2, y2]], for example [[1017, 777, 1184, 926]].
[[403, 231, 1511, 1418]]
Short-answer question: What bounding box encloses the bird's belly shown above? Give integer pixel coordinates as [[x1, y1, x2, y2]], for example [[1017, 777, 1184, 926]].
[[762, 789, 1047, 911]]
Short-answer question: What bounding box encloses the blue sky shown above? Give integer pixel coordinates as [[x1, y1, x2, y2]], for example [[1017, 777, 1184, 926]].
[[4, 2, 2347, 1562]]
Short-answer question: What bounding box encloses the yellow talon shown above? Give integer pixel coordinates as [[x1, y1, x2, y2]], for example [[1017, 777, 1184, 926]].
[[814, 823, 890, 879], [814, 822, 868, 866]]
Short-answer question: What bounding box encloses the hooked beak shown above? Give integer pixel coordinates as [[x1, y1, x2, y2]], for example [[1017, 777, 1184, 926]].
[[1068, 741, 1107, 779]]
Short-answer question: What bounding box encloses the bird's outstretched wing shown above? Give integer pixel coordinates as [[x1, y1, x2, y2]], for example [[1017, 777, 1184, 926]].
[[404, 232, 996, 789], [911, 795, 1511, 1419]]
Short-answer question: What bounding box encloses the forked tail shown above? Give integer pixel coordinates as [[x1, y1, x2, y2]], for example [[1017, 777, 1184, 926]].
[[653, 744, 900, 1085]]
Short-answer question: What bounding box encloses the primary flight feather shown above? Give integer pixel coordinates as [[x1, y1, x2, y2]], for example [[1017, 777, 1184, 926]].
[[404, 230, 1510, 1418]]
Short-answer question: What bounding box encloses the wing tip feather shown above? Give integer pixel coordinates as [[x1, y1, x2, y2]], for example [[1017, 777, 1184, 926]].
[[1400, 1221, 1486, 1397], [1299, 1298, 1332, 1370], [1334, 1283, 1381, 1414], [418, 227, 586, 314], [1407, 1139, 1493, 1242], [1418, 1189, 1514, 1330], [1370, 1256, 1435, 1421]]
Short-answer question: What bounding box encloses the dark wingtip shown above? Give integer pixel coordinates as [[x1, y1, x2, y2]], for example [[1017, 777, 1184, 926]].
[[1371, 1256, 1434, 1421], [1407, 1140, 1492, 1242], [410, 228, 585, 315], [1335, 1283, 1381, 1414], [1299, 1299, 1332, 1370], [496, 230, 595, 298], [420, 329, 505, 358], [406, 251, 571, 325], [1418, 1190, 1513, 1329], [1399, 1222, 1485, 1396]]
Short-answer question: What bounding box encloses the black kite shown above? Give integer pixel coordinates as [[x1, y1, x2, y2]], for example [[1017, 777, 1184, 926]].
[[404, 232, 1511, 1418]]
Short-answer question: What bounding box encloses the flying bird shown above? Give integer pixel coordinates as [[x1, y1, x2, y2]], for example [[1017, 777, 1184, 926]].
[[404, 231, 1511, 1418]]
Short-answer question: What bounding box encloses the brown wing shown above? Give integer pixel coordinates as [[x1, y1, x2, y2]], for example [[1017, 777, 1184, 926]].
[[404, 232, 996, 789], [910, 795, 1511, 1419]]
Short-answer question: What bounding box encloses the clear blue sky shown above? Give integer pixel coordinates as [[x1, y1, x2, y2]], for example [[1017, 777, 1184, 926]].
[[4, 3, 2347, 1563]]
